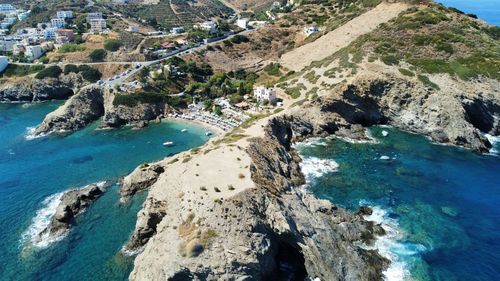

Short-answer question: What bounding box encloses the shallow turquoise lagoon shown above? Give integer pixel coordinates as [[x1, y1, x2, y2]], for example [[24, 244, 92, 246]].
[[0, 102, 212, 280]]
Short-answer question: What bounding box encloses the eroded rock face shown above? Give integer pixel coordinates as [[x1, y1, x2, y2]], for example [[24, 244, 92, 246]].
[[120, 163, 166, 200], [298, 76, 499, 152], [32, 85, 105, 136], [0, 73, 86, 103], [33, 183, 108, 244]]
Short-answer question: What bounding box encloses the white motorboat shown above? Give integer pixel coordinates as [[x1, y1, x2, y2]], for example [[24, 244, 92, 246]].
[[163, 141, 174, 146], [181, 129, 188, 132]]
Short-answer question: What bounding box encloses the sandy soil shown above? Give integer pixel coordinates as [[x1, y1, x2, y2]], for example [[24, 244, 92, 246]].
[[279, 2, 410, 72]]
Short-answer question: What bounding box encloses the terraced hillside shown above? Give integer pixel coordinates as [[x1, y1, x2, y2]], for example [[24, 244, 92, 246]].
[[112, 0, 233, 30]]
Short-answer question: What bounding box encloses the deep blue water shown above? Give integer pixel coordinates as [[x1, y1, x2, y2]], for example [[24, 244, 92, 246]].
[[0, 102, 212, 281], [298, 127, 500, 281], [436, 0, 499, 26]]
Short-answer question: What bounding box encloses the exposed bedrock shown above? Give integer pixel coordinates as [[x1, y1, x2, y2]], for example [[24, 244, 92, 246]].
[[0, 73, 86, 103], [33, 182, 109, 244], [296, 76, 499, 152], [120, 162, 166, 200], [126, 113, 389, 280], [32, 85, 105, 136]]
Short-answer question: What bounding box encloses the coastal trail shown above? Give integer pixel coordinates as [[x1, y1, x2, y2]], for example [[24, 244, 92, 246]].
[[279, 2, 410, 72]]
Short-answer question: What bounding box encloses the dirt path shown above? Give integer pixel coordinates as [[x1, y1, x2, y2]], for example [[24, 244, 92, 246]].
[[280, 2, 410, 72]]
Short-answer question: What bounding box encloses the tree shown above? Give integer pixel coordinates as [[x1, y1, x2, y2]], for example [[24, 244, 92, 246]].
[[35, 66, 62, 79], [104, 39, 122, 52], [78, 65, 102, 82], [64, 64, 79, 75], [89, 49, 107, 62]]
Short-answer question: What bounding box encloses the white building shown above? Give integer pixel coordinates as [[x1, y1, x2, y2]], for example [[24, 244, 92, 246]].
[[253, 86, 277, 103], [197, 21, 217, 33], [0, 55, 8, 73], [57, 10, 74, 19], [171, 27, 184, 34], [236, 18, 249, 29], [89, 19, 107, 33], [17, 10, 30, 21], [51, 18, 66, 29], [25, 45, 44, 60], [86, 12, 103, 22], [43, 28, 57, 40], [304, 25, 319, 37], [0, 38, 16, 52], [0, 4, 16, 15]]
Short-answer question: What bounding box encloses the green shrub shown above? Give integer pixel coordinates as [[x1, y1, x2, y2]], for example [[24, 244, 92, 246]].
[[113, 92, 167, 107], [399, 68, 415, 77], [89, 49, 107, 62], [417, 74, 440, 90], [230, 35, 250, 44], [381, 55, 400, 66], [78, 65, 102, 82], [104, 39, 122, 52], [35, 66, 62, 79], [2, 64, 45, 77], [263, 63, 280, 76], [435, 42, 454, 54], [64, 64, 79, 75], [58, 43, 86, 53]]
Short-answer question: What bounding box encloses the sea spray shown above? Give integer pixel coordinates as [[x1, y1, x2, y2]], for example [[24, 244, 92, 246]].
[[484, 134, 500, 155], [21, 192, 65, 248], [361, 205, 426, 281], [22, 181, 110, 248], [299, 156, 339, 183]]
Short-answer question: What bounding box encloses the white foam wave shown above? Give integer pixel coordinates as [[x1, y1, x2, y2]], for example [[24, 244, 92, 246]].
[[22, 181, 110, 249], [484, 134, 500, 156], [24, 126, 50, 140], [300, 156, 339, 182], [362, 205, 426, 281], [21, 192, 65, 248], [294, 137, 328, 148]]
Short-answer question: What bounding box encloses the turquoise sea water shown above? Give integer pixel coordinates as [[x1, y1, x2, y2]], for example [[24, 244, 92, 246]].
[[0, 102, 212, 280], [298, 127, 500, 281], [436, 0, 499, 26]]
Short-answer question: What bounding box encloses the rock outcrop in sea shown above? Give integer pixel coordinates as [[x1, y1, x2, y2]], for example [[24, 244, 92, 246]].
[[32, 182, 109, 246]]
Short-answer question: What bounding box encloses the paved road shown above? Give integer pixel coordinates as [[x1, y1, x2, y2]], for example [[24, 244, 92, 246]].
[[12, 27, 260, 88]]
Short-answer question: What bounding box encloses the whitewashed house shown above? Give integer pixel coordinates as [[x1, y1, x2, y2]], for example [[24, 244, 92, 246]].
[[253, 86, 277, 103], [89, 19, 107, 33], [86, 12, 103, 22], [236, 18, 249, 29], [197, 21, 217, 33], [57, 10, 74, 19], [25, 45, 44, 60], [304, 25, 319, 37], [51, 18, 66, 29], [0, 4, 16, 15]]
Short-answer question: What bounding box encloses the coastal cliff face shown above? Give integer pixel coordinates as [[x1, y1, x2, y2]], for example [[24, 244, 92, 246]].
[[31, 86, 174, 136], [124, 114, 389, 280], [0, 73, 86, 103], [31, 85, 105, 136], [290, 74, 500, 153]]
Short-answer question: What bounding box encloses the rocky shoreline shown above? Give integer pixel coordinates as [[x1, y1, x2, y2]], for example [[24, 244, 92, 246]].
[[0, 73, 87, 103], [117, 71, 499, 279]]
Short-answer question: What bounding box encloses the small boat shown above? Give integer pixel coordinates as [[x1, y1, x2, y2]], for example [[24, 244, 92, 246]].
[[205, 131, 212, 136], [181, 129, 188, 132], [163, 141, 174, 146]]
